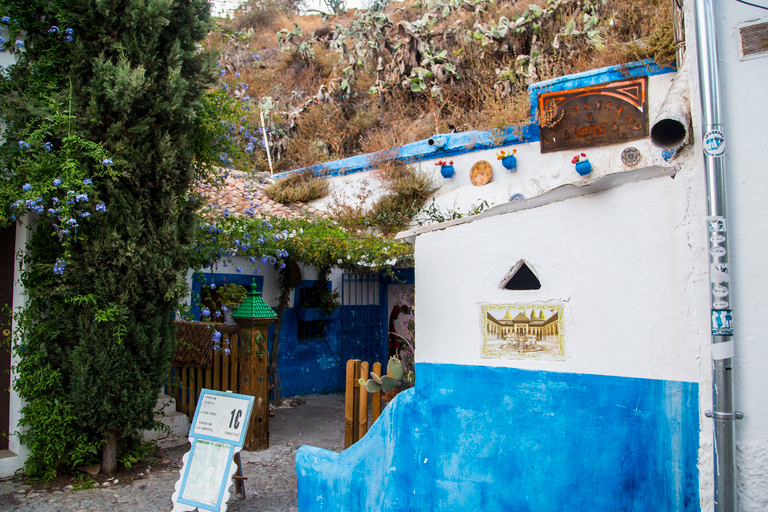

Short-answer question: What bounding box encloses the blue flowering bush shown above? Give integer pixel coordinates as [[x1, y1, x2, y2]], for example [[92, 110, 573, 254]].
[[0, 0, 219, 480]]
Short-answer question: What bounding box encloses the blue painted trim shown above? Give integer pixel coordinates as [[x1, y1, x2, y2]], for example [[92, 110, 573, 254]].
[[528, 58, 676, 121], [272, 124, 538, 181], [190, 272, 265, 321], [385, 267, 415, 285], [274, 59, 673, 182]]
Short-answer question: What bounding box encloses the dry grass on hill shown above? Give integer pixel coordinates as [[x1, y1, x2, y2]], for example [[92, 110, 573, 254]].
[[211, 0, 674, 179]]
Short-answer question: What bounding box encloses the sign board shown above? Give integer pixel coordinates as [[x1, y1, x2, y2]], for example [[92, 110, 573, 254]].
[[538, 77, 648, 153], [171, 389, 255, 512]]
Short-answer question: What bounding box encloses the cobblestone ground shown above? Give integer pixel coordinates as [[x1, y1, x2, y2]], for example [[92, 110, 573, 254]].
[[0, 394, 345, 512]]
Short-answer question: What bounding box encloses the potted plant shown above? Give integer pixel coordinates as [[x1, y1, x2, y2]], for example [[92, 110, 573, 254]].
[[497, 149, 517, 172], [217, 283, 247, 325], [297, 279, 341, 321], [435, 160, 455, 178], [572, 152, 591, 176]]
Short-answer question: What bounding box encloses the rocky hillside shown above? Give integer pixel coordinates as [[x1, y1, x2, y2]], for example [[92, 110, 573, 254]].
[[209, 0, 675, 175]]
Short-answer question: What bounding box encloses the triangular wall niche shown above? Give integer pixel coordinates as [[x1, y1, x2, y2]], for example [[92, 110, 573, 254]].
[[502, 261, 541, 290]]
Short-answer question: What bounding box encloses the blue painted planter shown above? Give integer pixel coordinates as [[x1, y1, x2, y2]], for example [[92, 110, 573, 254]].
[[296, 306, 340, 322], [440, 165, 455, 178], [575, 160, 592, 176], [501, 155, 517, 172]]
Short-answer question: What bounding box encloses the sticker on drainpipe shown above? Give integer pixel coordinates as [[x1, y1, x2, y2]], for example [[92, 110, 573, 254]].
[[711, 310, 734, 337], [703, 130, 725, 156]]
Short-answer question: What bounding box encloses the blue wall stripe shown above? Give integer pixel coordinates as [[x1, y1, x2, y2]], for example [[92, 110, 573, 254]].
[[297, 363, 699, 511]]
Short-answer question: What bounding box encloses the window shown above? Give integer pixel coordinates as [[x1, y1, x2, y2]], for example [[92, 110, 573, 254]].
[[502, 261, 541, 290]]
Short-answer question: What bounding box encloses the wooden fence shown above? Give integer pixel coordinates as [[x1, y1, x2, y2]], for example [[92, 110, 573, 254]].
[[344, 359, 384, 448], [168, 324, 242, 421]]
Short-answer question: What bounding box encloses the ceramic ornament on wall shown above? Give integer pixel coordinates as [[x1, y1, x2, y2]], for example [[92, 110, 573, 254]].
[[480, 302, 565, 360]]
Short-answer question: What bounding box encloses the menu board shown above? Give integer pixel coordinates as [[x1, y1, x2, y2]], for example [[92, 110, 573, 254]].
[[171, 389, 254, 512]]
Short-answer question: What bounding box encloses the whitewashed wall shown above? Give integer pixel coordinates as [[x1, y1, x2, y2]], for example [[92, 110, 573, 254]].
[[311, 74, 676, 222], [0, 222, 33, 477], [413, 163, 707, 382]]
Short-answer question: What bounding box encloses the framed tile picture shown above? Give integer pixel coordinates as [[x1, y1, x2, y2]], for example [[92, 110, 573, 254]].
[[480, 302, 565, 360]]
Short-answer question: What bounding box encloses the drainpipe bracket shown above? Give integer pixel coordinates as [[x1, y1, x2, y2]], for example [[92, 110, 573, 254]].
[[705, 410, 744, 421]]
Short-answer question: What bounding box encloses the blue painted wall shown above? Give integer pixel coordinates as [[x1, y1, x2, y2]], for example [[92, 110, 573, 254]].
[[297, 363, 699, 511], [271, 280, 345, 398], [190, 274, 386, 397]]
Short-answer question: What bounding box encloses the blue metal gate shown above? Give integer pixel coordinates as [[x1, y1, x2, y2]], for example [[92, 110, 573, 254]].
[[341, 273, 386, 364]]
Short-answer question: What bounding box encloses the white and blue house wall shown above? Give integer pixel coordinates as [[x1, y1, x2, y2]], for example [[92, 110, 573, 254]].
[[290, 49, 741, 509], [297, 164, 706, 511]]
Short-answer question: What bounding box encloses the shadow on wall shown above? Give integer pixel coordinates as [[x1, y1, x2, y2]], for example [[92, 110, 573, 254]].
[[296, 363, 699, 511]]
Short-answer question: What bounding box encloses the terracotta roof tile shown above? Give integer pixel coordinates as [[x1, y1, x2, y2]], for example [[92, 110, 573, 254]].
[[196, 172, 331, 220]]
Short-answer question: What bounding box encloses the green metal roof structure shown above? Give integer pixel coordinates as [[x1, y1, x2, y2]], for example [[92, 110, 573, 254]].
[[232, 278, 277, 319]]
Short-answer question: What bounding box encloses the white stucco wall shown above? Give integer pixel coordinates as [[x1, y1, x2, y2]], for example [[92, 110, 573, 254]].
[[0, 28, 30, 478], [413, 164, 708, 383], [0, 222, 33, 477]]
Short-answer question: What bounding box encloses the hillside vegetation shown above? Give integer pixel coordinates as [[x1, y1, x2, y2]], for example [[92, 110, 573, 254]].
[[209, 0, 674, 175]]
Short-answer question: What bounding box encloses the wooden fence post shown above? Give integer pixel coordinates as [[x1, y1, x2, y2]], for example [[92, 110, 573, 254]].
[[344, 359, 359, 449], [238, 325, 271, 451], [358, 361, 369, 439], [371, 361, 382, 423]]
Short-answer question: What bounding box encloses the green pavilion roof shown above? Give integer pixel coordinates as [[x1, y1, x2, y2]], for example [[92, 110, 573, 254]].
[[232, 278, 277, 319]]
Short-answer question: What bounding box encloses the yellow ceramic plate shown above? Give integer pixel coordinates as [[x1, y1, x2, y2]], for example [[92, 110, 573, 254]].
[[470, 160, 493, 186]]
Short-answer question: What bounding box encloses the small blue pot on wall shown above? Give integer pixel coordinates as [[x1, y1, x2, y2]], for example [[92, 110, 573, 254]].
[[501, 155, 517, 172], [575, 160, 592, 176], [440, 164, 455, 178]]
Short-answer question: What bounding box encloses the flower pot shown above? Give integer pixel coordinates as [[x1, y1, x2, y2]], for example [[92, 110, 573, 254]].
[[297, 306, 340, 322], [501, 155, 517, 172], [440, 165, 455, 178], [575, 160, 592, 176]]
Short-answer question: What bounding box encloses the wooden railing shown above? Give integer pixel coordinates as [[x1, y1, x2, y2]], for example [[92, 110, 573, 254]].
[[344, 359, 384, 449], [168, 325, 242, 421]]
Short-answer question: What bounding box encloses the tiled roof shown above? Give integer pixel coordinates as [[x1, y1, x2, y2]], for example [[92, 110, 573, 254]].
[[196, 172, 331, 220]]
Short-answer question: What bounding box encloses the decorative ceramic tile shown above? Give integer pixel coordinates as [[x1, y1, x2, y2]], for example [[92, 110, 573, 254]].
[[480, 302, 565, 360], [621, 146, 641, 166]]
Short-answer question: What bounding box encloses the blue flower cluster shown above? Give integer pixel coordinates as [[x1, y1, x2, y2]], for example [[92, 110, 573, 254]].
[[53, 259, 66, 276]]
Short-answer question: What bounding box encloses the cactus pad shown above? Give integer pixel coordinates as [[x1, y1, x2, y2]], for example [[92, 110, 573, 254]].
[[380, 375, 398, 392], [388, 357, 404, 380]]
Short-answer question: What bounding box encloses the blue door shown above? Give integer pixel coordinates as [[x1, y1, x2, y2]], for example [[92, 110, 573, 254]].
[[341, 273, 387, 364]]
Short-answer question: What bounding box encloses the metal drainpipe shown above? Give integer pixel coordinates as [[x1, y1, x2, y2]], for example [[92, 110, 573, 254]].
[[693, 1, 743, 511]]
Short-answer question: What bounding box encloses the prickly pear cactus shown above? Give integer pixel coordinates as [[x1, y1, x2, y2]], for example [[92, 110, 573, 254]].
[[380, 375, 398, 393], [358, 356, 415, 401], [387, 357, 403, 381]]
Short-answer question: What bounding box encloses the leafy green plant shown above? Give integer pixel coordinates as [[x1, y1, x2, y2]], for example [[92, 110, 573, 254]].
[[118, 434, 156, 470], [72, 474, 97, 491], [299, 277, 340, 316], [217, 283, 248, 308], [2, 0, 218, 479]]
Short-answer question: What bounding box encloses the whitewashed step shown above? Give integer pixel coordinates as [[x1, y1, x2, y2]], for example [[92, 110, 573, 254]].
[[142, 392, 190, 448]]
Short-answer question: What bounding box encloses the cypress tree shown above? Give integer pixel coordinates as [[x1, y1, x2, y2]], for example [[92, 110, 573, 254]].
[[0, 1, 216, 475]]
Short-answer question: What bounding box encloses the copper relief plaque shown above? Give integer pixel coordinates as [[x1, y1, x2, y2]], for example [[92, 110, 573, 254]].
[[538, 77, 648, 153]]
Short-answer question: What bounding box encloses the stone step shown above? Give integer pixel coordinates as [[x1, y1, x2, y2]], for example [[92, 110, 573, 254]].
[[142, 393, 190, 448]]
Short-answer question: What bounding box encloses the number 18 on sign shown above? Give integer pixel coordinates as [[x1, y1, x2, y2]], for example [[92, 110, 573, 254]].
[[172, 389, 255, 512]]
